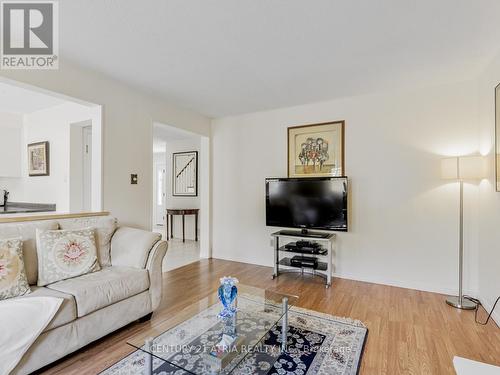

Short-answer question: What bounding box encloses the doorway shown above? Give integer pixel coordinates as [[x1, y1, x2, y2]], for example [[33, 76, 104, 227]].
[[152, 122, 209, 272], [0, 78, 103, 213]]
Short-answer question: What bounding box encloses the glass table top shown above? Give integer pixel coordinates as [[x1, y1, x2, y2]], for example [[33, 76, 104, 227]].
[[127, 284, 298, 374]]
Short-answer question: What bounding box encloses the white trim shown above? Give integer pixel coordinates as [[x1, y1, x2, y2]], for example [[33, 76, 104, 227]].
[[331, 271, 478, 296], [212, 255, 480, 296]]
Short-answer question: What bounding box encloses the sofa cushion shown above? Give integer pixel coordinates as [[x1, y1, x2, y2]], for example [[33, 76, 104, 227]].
[[58, 216, 117, 267], [0, 238, 31, 300], [0, 220, 59, 284], [111, 227, 161, 268], [47, 267, 150, 317], [36, 228, 101, 286], [22, 286, 77, 332]]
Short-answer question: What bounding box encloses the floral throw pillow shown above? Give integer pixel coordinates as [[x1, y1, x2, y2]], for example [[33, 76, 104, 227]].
[[0, 237, 31, 300], [36, 228, 101, 286]]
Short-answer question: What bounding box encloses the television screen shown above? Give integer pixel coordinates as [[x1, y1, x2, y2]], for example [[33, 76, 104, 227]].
[[266, 177, 348, 231]]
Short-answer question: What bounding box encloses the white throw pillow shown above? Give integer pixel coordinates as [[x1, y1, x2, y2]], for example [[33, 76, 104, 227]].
[[36, 228, 101, 286], [0, 237, 31, 300], [58, 216, 117, 267]]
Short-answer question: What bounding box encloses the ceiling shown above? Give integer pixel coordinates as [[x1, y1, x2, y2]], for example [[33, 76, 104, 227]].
[[0, 81, 66, 114], [61, 0, 500, 117]]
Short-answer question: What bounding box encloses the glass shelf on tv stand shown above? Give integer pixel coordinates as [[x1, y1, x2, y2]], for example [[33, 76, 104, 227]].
[[271, 230, 335, 288], [274, 229, 334, 239]]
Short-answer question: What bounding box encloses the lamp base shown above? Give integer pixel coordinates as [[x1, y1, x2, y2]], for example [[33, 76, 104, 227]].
[[445, 296, 476, 310]]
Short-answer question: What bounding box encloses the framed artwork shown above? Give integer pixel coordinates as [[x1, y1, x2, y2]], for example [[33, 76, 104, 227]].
[[28, 141, 50, 176], [173, 151, 198, 196], [496, 83, 500, 191], [288, 121, 345, 178]]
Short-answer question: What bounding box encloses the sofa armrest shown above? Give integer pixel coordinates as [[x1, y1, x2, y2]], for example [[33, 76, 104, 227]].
[[146, 240, 168, 310], [110, 226, 162, 268]]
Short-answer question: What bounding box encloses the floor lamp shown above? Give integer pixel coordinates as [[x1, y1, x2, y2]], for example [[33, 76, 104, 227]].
[[441, 155, 486, 310]]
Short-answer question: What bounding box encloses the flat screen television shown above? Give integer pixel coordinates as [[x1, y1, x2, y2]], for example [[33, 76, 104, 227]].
[[266, 177, 348, 232]]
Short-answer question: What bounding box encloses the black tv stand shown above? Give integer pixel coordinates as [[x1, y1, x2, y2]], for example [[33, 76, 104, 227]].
[[271, 230, 335, 288], [277, 229, 330, 239]]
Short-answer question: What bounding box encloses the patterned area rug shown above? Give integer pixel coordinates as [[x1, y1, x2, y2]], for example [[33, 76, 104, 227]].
[[101, 303, 367, 375]]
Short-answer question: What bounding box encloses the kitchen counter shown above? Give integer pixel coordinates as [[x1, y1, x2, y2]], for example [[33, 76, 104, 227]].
[[0, 202, 56, 214]]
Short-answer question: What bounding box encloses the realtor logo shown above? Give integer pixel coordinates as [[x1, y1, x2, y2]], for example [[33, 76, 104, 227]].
[[1, 1, 59, 69]]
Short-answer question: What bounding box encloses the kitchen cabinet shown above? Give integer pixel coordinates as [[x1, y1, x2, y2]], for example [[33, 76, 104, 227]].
[[0, 127, 22, 177]]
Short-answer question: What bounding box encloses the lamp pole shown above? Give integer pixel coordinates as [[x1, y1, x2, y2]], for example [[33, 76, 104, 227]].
[[446, 180, 476, 310]]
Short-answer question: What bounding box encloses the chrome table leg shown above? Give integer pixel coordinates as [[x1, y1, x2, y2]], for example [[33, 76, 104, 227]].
[[281, 297, 288, 352]]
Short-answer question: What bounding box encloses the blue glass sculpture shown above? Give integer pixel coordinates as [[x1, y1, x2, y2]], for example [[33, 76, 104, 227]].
[[217, 276, 238, 319]]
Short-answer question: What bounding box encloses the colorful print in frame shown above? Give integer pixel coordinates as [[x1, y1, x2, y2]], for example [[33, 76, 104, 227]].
[[288, 121, 344, 177], [28, 141, 50, 176]]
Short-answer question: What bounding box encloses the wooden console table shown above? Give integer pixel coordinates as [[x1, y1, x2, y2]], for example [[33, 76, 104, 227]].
[[166, 209, 199, 242]]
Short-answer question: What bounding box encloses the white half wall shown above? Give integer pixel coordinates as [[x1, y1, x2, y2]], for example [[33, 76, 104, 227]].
[[211, 80, 481, 295]]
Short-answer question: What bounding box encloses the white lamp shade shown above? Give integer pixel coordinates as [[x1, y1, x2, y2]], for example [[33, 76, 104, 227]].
[[458, 156, 487, 179], [441, 157, 458, 179], [441, 155, 487, 180]]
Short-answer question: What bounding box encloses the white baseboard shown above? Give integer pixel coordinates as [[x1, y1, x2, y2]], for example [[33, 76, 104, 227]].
[[331, 271, 477, 296], [212, 254, 479, 297]]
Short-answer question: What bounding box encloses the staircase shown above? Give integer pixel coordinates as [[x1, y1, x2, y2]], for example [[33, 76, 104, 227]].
[[175, 156, 196, 193]]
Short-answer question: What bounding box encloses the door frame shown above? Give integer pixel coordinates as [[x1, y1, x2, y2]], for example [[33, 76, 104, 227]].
[[153, 162, 166, 226], [82, 125, 92, 211], [150, 122, 211, 259]]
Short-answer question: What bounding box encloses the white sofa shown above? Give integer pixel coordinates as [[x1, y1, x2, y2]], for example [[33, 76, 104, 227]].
[[0, 214, 168, 375]]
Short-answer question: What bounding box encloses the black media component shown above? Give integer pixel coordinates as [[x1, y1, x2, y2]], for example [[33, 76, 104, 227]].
[[290, 255, 319, 268]]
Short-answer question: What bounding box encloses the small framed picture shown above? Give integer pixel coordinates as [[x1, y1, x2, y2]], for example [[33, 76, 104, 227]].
[[28, 141, 50, 176], [173, 151, 198, 196], [288, 121, 345, 178]]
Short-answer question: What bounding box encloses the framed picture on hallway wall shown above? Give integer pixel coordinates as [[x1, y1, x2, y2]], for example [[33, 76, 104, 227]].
[[288, 121, 344, 178], [173, 151, 198, 196], [28, 141, 50, 177]]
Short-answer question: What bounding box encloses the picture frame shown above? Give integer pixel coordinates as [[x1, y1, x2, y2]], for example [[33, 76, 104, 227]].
[[172, 151, 198, 196], [28, 141, 50, 177], [496, 83, 500, 191], [287, 121, 345, 178]]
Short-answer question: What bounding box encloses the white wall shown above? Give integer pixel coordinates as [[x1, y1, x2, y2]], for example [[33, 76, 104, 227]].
[[22, 102, 100, 212], [477, 51, 500, 325], [212, 80, 481, 295], [165, 137, 201, 240], [0, 62, 210, 229]]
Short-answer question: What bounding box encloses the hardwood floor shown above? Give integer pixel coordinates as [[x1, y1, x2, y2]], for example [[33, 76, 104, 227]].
[[40, 259, 500, 375]]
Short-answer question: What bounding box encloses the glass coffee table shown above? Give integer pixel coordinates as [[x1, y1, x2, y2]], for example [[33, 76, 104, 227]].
[[127, 285, 298, 374]]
